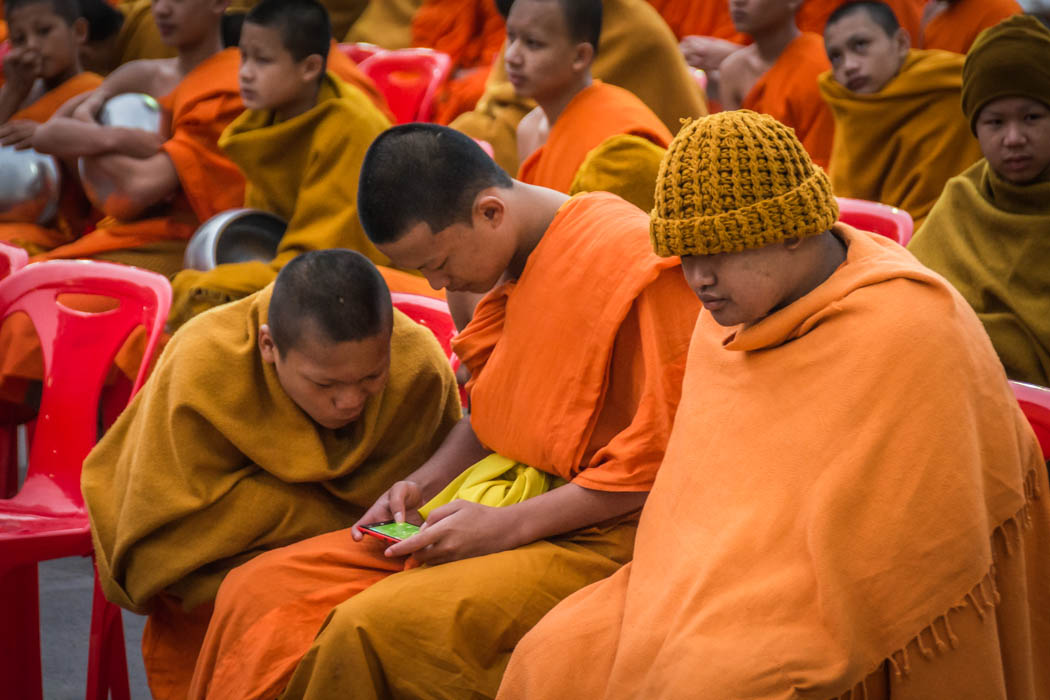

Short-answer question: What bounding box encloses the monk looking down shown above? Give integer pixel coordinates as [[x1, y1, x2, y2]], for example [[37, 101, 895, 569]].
[[720, 0, 835, 168], [818, 1, 981, 227], [497, 109, 1050, 700], [83, 249, 462, 700], [185, 123, 699, 700]]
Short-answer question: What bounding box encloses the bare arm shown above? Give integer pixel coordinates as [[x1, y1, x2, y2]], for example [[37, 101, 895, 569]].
[[32, 118, 165, 158], [79, 150, 180, 220], [516, 106, 547, 165], [718, 50, 747, 111], [679, 35, 742, 73]]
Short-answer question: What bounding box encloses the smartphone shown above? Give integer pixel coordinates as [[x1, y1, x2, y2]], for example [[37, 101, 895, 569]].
[[360, 520, 421, 543]]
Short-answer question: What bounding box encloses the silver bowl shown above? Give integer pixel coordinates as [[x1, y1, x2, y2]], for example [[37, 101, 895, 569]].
[[79, 93, 164, 218], [184, 208, 287, 271], [0, 144, 62, 224]]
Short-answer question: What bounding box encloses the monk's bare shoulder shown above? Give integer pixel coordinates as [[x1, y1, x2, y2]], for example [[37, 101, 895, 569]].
[[516, 106, 550, 164], [100, 58, 181, 99], [719, 45, 764, 110]]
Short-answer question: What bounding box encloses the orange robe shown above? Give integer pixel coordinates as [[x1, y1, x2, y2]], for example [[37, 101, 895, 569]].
[[646, 0, 748, 42], [921, 0, 1022, 54], [33, 47, 245, 273], [187, 192, 700, 700], [517, 81, 673, 194], [497, 224, 1050, 700], [741, 32, 835, 169], [797, 0, 924, 43], [0, 72, 104, 252]]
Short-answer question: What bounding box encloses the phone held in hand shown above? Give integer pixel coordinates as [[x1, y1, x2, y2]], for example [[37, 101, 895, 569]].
[[360, 520, 421, 544]]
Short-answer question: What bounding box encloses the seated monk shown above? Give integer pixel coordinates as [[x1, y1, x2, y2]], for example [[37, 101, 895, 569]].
[[167, 0, 397, 330], [29, 0, 245, 276], [185, 123, 700, 700], [497, 109, 1050, 700], [909, 15, 1050, 386], [0, 0, 102, 253], [84, 249, 462, 700], [510, 0, 671, 193], [818, 1, 981, 227], [797, 0, 924, 39], [719, 0, 835, 168], [451, 0, 705, 174], [920, 0, 1022, 53]]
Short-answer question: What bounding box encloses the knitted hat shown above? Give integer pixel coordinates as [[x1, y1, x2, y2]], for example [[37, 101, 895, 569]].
[[650, 110, 838, 257], [962, 15, 1050, 133]]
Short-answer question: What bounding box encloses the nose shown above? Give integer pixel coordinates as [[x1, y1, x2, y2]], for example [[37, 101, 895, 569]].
[[680, 256, 715, 293], [239, 62, 254, 83], [332, 385, 367, 413], [842, 54, 860, 75], [153, 0, 171, 17], [505, 39, 522, 67], [1002, 121, 1027, 146]]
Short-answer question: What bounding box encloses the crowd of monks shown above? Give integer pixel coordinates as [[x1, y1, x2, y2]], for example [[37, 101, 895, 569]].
[[0, 0, 1048, 698]]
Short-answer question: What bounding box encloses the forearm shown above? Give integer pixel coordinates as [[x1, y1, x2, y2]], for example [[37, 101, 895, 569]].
[[500, 482, 647, 547], [409, 416, 493, 499], [81, 150, 179, 219], [0, 85, 26, 124], [34, 119, 164, 158]]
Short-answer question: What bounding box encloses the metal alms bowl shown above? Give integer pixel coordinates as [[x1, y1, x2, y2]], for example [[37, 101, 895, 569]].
[[184, 208, 288, 271], [0, 144, 62, 225]]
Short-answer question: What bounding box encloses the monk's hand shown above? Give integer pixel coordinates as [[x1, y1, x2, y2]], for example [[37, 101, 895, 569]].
[[678, 35, 740, 72], [2, 48, 41, 100], [384, 500, 514, 565], [350, 480, 425, 541], [0, 120, 38, 149], [72, 90, 108, 124]]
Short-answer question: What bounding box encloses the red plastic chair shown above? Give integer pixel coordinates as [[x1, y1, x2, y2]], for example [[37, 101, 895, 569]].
[[358, 48, 453, 123], [391, 292, 466, 406], [0, 244, 30, 498], [0, 241, 29, 280], [1011, 380, 1050, 460], [836, 197, 915, 246], [0, 260, 172, 700], [338, 41, 385, 65]]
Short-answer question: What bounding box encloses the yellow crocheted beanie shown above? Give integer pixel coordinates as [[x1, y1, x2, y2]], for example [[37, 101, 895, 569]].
[[650, 110, 838, 257]]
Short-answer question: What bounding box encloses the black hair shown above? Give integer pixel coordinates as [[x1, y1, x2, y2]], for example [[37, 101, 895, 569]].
[[268, 250, 392, 356], [244, 0, 331, 63], [5, 0, 80, 25], [358, 123, 513, 245], [78, 0, 124, 41], [221, 11, 246, 49], [825, 1, 901, 37], [498, 0, 602, 54]]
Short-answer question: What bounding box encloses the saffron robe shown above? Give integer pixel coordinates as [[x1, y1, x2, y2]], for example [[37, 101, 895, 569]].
[[167, 73, 391, 329], [921, 0, 1022, 54], [741, 31, 834, 169], [818, 49, 982, 228], [908, 160, 1050, 387], [345, 0, 420, 48], [797, 0, 924, 42], [451, 0, 705, 173], [646, 0, 747, 42], [186, 192, 700, 700], [517, 81, 672, 194], [34, 47, 245, 274], [498, 224, 1050, 700]]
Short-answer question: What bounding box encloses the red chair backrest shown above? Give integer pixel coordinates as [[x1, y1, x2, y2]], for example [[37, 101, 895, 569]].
[[338, 42, 384, 65], [0, 242, 29, 280], [358, 49, 453, 123], [836, 197, 915, 246], [0, 260, 171, 513], [1011, 380, 1050, 460], [391, 292, 456, 359]]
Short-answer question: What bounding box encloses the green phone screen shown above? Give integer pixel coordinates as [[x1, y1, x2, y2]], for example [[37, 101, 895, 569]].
[[366, 521, 421, 541]]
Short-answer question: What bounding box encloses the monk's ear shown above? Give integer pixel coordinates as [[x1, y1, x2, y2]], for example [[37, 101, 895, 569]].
[[71, 17, 89, 46], [571, 42, 595, 73], [894, 28, 910, 60], [300, 54, 324, 84], [259, 324, 278, 364], [474, 191, 506, 231]]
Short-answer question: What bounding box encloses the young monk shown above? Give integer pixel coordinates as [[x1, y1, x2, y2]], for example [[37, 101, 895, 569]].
[[797, 0, 924, 38], [0, 0, 102, 253], [186, 123, 700, 700], [509, 0, 671, 194], [166, 0, 393, 330], [909, 15, 1050, 387], [497, 108, 1050, 700], [818, 1, 981, 227], [84, 248, 461, 700], [920, 0, 1022, 53], [28, 0, 244, 275], [719, 0, 835, 168]]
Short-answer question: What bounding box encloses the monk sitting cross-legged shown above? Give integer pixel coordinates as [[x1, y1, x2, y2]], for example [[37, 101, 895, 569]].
[[186, 123, 700, 700], [83, 249, 462, 700], [720, 0, 835, 168], [496, 109, 1050, 700], [166, 0, 400, 331], [818, 1, 981, 227]]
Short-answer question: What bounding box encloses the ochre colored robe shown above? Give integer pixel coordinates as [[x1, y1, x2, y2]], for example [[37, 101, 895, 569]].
[[517, 81, 672, 194], [33, 47, 245, 274], [0, 72, 103, 252], [113, 0, 258, 65], [908, 161, 1050, 387], [451, 0, 706, 173], [167, 73, 391, 329], [921, 0, 1022, 54], [345, 0, 421, 48], [498, 224, 1050, 700], [797, 0, 924, 42], [84, 285, 461, 699], [741, 32, 834, 169], [186, 192, 700, 700], [646, 0, 747, 42], [569, 134, 667, 212], [819, 49, 982, 228]]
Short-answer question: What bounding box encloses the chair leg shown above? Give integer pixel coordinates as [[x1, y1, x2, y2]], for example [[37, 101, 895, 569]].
[[86, 566, 130, 700], [0, 563, 43, 700], [0, 423, 17, 498]]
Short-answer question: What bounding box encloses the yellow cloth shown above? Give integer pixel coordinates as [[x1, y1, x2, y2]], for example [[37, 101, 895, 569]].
[[345, 0, 420, 48], [418, 454, 564, 518], [451, 0, 706, 173], [84, 285, 462, 614], [569, 134, 667, 213], [115, 0, 256, 64], [321, 0, 369, 39], [819, 50, 983, 228], [168, 73, 392, 329], [908, 160, 1050, 387]]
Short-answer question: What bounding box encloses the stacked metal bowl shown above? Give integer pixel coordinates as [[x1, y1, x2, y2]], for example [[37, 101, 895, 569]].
[[0, 144, 61, 225]]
